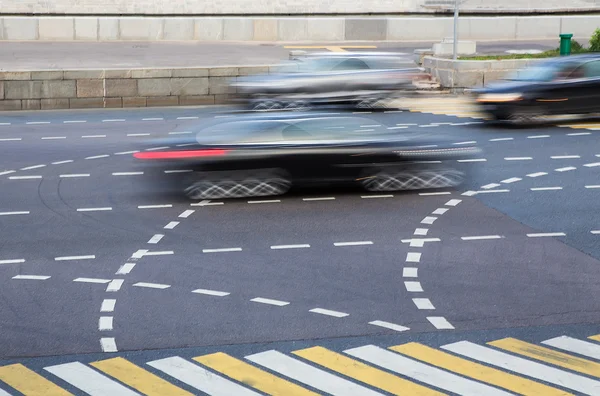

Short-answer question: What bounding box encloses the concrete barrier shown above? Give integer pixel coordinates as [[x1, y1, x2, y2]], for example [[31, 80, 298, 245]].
[[0, 15, 599, 42], [0, 65, 277, 111]]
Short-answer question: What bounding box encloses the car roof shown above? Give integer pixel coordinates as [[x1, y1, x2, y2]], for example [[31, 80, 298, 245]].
[[539, 53, 600, 66]]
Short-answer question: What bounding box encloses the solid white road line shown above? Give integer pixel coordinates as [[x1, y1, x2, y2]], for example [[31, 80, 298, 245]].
[[116, 263, 136, 275], [309, 308, 349, 318], [584, 162, 600, 167], [551, 155, 580, 159], [148, 357, 261, 396], [247, 199, 281, 204], [85, 154, 109, 159], [501, 177, 522, 184], [334, 241, 373, 247], [419, 192, 451, 196], [12, 275, 50, 280], [445, 199, 462, 206], [99, 316, 114, 331], [9, 175, 42, 180], [555, 166, 576, 172], [138, 204, 173, 209], [77, 207, 112, 212], [106, 279, 124, 292], [481, 183, 501, 189], [303, 197, 336, 201], [369, 320, 410, 332], [271, 244, 310, 250], [505, 157, 532, 161], [543, 336, 600, 360], [345, 345, 509, 396], [413, 298, 435, 310], [403, 267, 418, 278], [164, 221, 179, 229], [527, 232, 566, 237], [404, 281, 423, 292], [414, 228, 429, 236], [406, 252, 422, 263], [192, 289, 230, 297], [361, 194, 394, 199], [421, 216, 437, 225], [101, 299, 116, 312], [73, 278, 111, 284], [148, 234, 164, 244], [531, 187, 563, 191], [250, 297, 290, 306], [133, 282, 170, 289], [112, 172, 144, 176], [527, 172, 548, 178], [55, 255, 95, 261], [461, 235, 504, 241], [21, 164, 46, 170], [442, 341, 600, 395], [0, 211, 29, 216], [203, 248, 242, 253], [179, 209, 195, 218], [0, 259, 25, 264], [432, 208, 448, 215], [60, 174, 90, 178], [45, 362, 139, 395], [52, 160, 74, 165], [247, 350, 382, 396], [427, 316, 455, 329]]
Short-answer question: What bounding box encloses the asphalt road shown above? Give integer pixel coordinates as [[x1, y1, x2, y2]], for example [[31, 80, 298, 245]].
[[1, 100, 600, 395]]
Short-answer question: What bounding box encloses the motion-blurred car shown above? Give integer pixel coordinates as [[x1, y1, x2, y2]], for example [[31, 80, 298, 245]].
[[233, 53, 428, 111], [473, 54, 600, 125], [134, 112, 480, 200]]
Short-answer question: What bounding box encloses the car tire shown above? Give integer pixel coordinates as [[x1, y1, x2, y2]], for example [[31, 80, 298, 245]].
[[506, 108, 541, 127], [360, 167, 465, 192]]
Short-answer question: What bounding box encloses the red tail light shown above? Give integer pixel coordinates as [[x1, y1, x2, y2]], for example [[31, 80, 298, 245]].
[[134, 149, 229, 160]]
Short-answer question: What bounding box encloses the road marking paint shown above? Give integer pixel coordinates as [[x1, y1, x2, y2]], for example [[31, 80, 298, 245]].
[[102, 119, 125, 122], [251, 297, 290, 306], [100, 338, 118, 352], [0, 170, 15, 175], [551, 155, 580, 159], [527, 172, 548, 177], [165, 169, 193, 173], [112, 172, 144, 176], [148, 234, 164, 244], [248, 199, 281, 204], [77, 207, 112, 212], [527, 232, 565, 237], [453, 141, 477, 145], [26, 121, 50, 125], [133, 282, 170, 289], [142, 117, 164, 121], [179, 209, 195, 218], [482, 183, 501, 189], [368, 321, 411, 332], [247, 350, 380, 396], [427, 317, 455, 329], [421, 216, 437, 224], [475, 189, 511, 194], [445, 341, 600, 394], [21, 164, 46, 170], [116, 263, 136, 275], [0, 211, 29, 216], [432, 208, 448, 215], [101, 299, 116, 312], [169, 131, 193, 135], [271, 244, 310, 250], [74, 278, 111, 284], [403, 267, 418, 277], [42, 136, 67, 140], [85, 154, 109, 159], [445, 199, 462, 206], [584, 162, 600, 167], [392, 343, 567, 396], [45, 362, 139, 394], [55, 255, 95, 261], [419, 125, 438, 128], [82, 135, 107, 138], [397, 123, 418, 126], [406, 252, 422, 263], [405, 281, 423, 292], [0, 364, 72, 396], [334, 241, 373, 247], [92, 358, 195, 396], [555, 166, 576, 172], [177, 116, 199, 119], [586, 185, 600, 189], [149, 356, 261, 396], [567, 132, 591, 136], [528, 135, 550, 139], [12, 275, 50, 280], [544, 336, 600, 360], [99, 316, 114, 331], [191, 200, 223, 206], [401, 238, 441, 247], [106, 279, 124, 292], [146, 146, 170, 151], [138, 204, 173, 209], [61, 174, 91, 179], [52, 160, 73, 165], [293, 347, 438, 396], [9, 175, 42, 180], [415, 160, 442, 164], [144, 250, 174, 256], [501, 177, 522, 184], [309, 308, 349, 317], [505, 157, 532, 161], [458, 158, 487, 162], [361, 194, 394, 199], [462, 191, 477, 196], [388, 126, 408, 129], [346, 345, 506, 396], [0, 259, 25, 264], [414, 228, 429, 236], [419, 192, 451, 196], [203, 248, 242, 253], [192, 289, 230, 297], [0, 138, 22, 141], [303, 197, 336, 201], [132, 249, 148, 258], [531, 187, 563, 191], [64, 120, 86, 123], [461, 235, 504, 241], [127, 133, 150, 136], [413, 298, 435, 310], [176, 143, 196, 147], [115, 150, 140, 155], [164, 221, 179, 229], [490, 137, 514, 141]]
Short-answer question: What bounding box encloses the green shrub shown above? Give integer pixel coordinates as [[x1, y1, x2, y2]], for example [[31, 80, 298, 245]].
[[590, 28, 600, 52], [571, 40, 585, 53]]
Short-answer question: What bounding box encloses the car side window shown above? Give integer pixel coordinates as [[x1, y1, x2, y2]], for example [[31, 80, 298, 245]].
[[332, 58, 370, 71], [582, 61, 600, 78]]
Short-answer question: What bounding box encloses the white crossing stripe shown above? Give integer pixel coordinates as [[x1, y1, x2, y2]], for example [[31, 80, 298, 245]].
[[428, 317, 455, 329], [442, 341, 600, 395], [101, 338, 118, 352], [345, 345, 512, 396], [246, 350, 384, 396], [250, 297, 290, 306], [413, 298, 435, 309], [403, 267, 418, 277], [501, 177, 522, 184], [527, 172, 548, 177], [445, 199, 462, 206], [309, 308, 349, 317], [148, 356, 260, 396], [406, 252, 421, 263], [369, 320, 410, 332], [432, 208, 448, 215], [421, 216, 437, 225], [45, 362, 140, 395], [405, 281, 423, 292], [542, 336, 600, 360], [148, 234, 164, 244]]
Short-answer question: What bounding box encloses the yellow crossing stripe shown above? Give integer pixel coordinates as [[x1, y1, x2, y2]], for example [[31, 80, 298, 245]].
[[391, 343, 572, 396], [589, 334, 600, 342], [90, 357, 193, 396], [489, 338, 600, 378], [194, 352, 318, 396], [293, 346, 443, 396], [0, 364, 72, 396]]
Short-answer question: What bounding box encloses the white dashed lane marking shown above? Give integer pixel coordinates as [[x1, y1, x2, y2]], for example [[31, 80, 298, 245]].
[[528, 135, 550, 139], [116, 263, 136, 275], [531, 187, 563, 191], [457, 158, 487, 163], [203, 248, 242, 253], [432, 208, 448, 215], [427, 316, 455, 330], [164, 221, 179, 229], [55, 255, 95, 261], [192, 289, 230, 297], [586, 185, 600, 189], [555, 167, 576, 172], [568, 132, 591, 136], [527, 172, 548, 178], [527, 232, 566, 237], [0, 138, 22, 141], [413, 298, 435, 310], [250, 297, 290, 306], [133, 282, 171, 289], [21, 164, 46, 170], [414, 228, 428, 235], [445, 199, 462, 206], [248, 200, 281, 204], [115, 151, 139, 155], [369, 320, 409, 332], [419, 192, 451, 196], [85, 154, 109, 159], [12, 275, 50, 280], [0, 259, 25, 264], [101, 299, 116, 312], [26, 121, 50, 125], [505, 157, 532, 161], [138, 204, 173, 209], [461, 235, 504, 241], [127, 133, 150, 137], [74, 278, 111, 284], [403, 267, 418, 277], [102, 119, 125, 123], [42, 136, 66, 140], [148, 234, 164, 244], [0, 211, 29, 216], [361, 195, 394, 199], [52, 160, 74, 165], [142, 117, 164, 121], [99, 316, 114, 331], [309, 308, 349, 318], [100, 338, 118, 353], [0, 171, 15, 176], [490, 137, 514, 142], [64, 120, 86, 124], [112, 172, 144, 176], [9, 175, 42, 180], [303, 197, 336, 201], [592, 230, 600, 234], [481, 183, 501, 189], [271, 244, 310, 250], [334, 241, 373, 247], [551, 155, 580, 159], [82, 135, 107, 139], [77, 207, 112, 212], [421, 216, 437, 225], [179, 210, 195, 218], [501, 177, 522, 184], [406, 252, 422, 263], [584, 162, 600, 167], [61, 174, 90, 178], [143, 250, 174, 257]]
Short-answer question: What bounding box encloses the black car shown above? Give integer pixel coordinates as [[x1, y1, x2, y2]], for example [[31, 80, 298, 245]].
[[473, 54, 600, 125], [134, 112, 480, 200]]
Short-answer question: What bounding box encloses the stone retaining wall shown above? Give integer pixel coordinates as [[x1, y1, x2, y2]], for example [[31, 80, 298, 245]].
[[0, 66, 273, 111]]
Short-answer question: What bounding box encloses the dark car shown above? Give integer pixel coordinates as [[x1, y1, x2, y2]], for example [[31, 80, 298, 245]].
[[133, 112, 480, 200], [473, 54, 600, 125]]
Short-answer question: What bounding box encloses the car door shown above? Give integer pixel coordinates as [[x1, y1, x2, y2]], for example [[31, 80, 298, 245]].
[[576, 60, 600, 113], [532, 62, 587, 115]]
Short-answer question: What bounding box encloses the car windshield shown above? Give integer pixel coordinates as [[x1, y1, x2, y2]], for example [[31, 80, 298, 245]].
[[504, 65, 559, 82]]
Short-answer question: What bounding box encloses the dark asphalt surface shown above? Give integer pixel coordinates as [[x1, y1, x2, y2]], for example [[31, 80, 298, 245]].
[[1, 102, 600, 387]]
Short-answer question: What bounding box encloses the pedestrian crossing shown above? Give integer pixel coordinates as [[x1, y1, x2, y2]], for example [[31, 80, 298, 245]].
[[3, 333, 600, 395]]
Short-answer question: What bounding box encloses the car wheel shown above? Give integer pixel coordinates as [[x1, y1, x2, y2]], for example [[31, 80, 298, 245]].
[[360, 168, 465, 192], [507, 109, 540, 127]]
